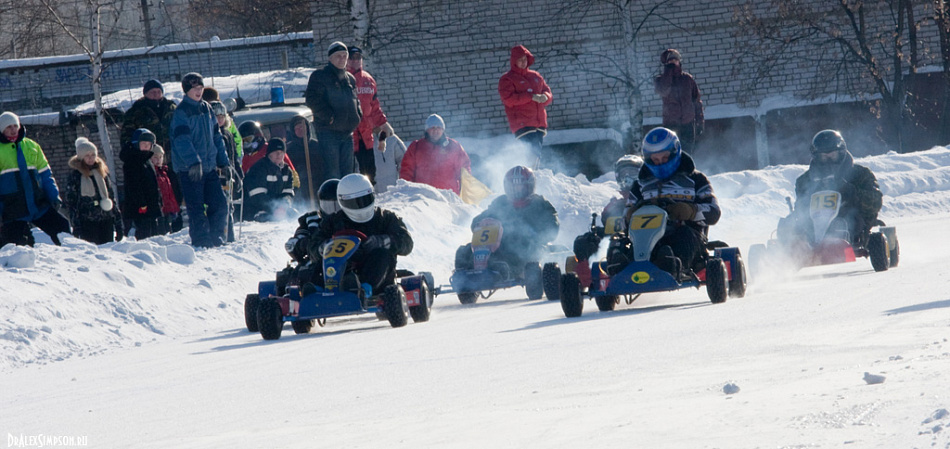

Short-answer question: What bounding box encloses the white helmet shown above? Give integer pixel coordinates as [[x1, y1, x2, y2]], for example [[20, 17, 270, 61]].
[[337, 173, 376, 223]]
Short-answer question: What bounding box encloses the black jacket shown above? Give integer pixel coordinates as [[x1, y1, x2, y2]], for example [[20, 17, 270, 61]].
[[304, 63, 362, 134], [242, 157, 295, 221], [63, 157, 123, 233], [121, 97, 177, 154], [472, 194, 559, 258], [631, 153, 720, 236], [309, 208, 413, 260], [119, 144, 162, 219], [794, 150, 882, 227]]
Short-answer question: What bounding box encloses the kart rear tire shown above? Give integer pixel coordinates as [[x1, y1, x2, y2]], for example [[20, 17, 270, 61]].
[[258, 298, 284, 340], [728, 252, 747, 298], [868, 232, 889, 272], [409, 280, 432, 323], [705, 258, 728, 304], [595, 295, 617, 312], [382, 285, 409, 328], [542, 262, 561, 301], [560, 273, 584, 318], [292, 319, 314, 334], [524, 262, 543, 300], [244, 293, 260, 332], [458, 292, 478, 305]]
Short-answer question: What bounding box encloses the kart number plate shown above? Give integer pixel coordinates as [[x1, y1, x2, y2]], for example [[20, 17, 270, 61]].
[[324, 238, 357, 258], [472, 225, 500, 246], [630, 213, 663, 230], [604, 216, 625, 235], [810, 191, 839, 212]]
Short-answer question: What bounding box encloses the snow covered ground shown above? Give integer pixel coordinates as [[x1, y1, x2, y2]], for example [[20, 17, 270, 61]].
[[2, 147, 950, 448]]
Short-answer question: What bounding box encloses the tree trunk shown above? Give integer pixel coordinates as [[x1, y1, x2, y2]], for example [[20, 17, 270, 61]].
[[621, 4, 644, 155], [90, 6, 116, 186], [351, 0, 370, 50]]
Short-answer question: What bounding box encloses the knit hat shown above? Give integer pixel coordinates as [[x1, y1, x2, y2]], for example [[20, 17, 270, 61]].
[[132, 128, 156, 145], [328, 41, 347, 56], [267, 138, 286, 155], [425, 114, 445, 131], [348, 46, 363, 56], [202, 86, 220, 103], [151, 144, 165, 159], [660, 49, 681, 64], [143, 79, 164, 95], [0, 111, 20, 132], [210, 101, 227, 117], [181, 72, 204, 92], [75, 137, 98, 158]]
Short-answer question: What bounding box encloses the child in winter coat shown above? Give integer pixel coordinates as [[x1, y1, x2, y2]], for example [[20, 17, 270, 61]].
[[120, 128, 163, 239], [64, 138, 124, 244], [149, 145, 183, 234]]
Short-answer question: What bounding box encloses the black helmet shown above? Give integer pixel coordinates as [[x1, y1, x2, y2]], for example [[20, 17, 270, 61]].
[[811, 130, 847, 154], [317, 178, 341, 217], [238, 121, 264, 140]]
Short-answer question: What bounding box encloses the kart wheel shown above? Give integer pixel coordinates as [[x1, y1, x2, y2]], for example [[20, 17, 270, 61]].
[[560, 273, 584, 318], [316, 318, 327, 327], [868, 232, 889, 272], [244, 293, 260, 332], [257, 298, 284, 340], [409, 280, 432, 323], [889, 239, 900, 267], [705, 258, 728, 304], [747, 244, 767, 282], [595, 295, 617, 312], [382, 285, 409, 328], [728, 252, 747, 298], [542, 262, 561, 301], [524, 262, 543, 300], [458, 292, 479, 305], [292, 319, 314, 334]]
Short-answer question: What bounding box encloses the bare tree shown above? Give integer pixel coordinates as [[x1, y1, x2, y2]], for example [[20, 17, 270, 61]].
[[187, 0, 313, 41], [733, 0, 935, 152], [936, 0, 950, 143]]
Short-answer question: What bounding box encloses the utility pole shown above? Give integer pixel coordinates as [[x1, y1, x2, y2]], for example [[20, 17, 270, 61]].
[[140, 0, 153, 46]]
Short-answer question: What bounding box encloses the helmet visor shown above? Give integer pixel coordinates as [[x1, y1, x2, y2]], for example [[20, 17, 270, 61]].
[[319, 199, 340, 215], [816, 150, 842, 163], [616, 167, 637, 191], [645, 150, 672, 166], [339, 192, 375, 210]]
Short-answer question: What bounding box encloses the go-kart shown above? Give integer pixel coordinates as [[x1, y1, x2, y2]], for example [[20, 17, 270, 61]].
[[559, 204, 747, 318], [446, 218, 566, 304], [747, 190, 899, 278], [244, 231, 435, 340]]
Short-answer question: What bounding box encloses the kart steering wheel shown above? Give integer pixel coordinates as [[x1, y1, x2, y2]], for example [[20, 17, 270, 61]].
[[332, 229, 368, 241]]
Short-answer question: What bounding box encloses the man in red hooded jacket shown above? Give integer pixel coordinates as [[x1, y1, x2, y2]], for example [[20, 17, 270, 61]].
[[347, 46, 394, 186], [399, 114, 471, 195], [498, 45, 553, 168]]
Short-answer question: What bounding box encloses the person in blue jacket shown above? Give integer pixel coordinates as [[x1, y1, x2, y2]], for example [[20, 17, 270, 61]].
[[0, 111, 70, 247], [169, 73, 231, 248]]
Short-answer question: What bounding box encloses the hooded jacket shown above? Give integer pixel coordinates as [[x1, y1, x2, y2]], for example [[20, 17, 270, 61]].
[[498, 46, 553, 134], [119, 143, 162, 219], [794, 150, 882, 228], [653, 64, 704, 127], [399, 133, 471, 195], [0, 126, 61, 223]]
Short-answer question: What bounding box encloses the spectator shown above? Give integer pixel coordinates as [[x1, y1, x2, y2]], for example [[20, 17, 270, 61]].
[[203, 87, 244, 168], [373, 133, 407, 194], [399, 114, 471, 195], [498, 45, 553, 168], [120, 128, 162, 240], [0, 111, 71, 247], [149, 145, 183, 234], [305, 41, 362, 188], [285, 115, 320, 206], [242, 138, 297, 222], [170, 72, 231, 248], [211, 101, 242, 241], [654, 49, 704, 154], [121, 79, 177, 166], [346, 45, 394, 185], [63, 137, 124, 244], [238, 119, 299, 184]]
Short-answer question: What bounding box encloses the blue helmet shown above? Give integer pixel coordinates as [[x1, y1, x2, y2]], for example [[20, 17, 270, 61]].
[[641, 127, 682, 180]]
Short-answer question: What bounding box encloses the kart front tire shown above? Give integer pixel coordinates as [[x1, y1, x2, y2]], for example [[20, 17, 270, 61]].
[[382, 285, 409, 328], [292, 319, 314, 334], [258, 298, 284, 340], [409, 280, 432, 323], [458, 292, 478, 305], [542, 262, 561, 301], [705, 258, 728, 304], [868, 232, 889, 272], [560, 273, 584, 318], [524, 262, 543, 300], [595, 295, 617, 312], [728, 252, 747, 298], [244, 293, 260, 332]]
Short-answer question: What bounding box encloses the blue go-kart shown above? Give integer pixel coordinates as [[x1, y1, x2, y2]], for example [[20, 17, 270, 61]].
[[244, 231, 435, 340], [559, 205, 747, 318]]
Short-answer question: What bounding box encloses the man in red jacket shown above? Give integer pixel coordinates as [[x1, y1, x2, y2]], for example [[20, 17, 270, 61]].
[[347, 46, 394, 186], [498, 45, 553, 168], [399, 114, 471, 195]]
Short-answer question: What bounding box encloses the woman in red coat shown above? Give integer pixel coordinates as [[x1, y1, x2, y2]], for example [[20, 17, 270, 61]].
[[498, 45, 553, 166], [399, 114, 471, 195]]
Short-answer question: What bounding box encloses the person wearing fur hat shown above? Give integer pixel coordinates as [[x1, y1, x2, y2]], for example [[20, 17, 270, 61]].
[[498, 45, 553, 168], [654, 49, 705, 154], [120, 79, 177, 166], [120, 128, 163, 239], [63, 137, 124, 244], [304, 41, 362, 189], [0, 111, 71, 247], [148, 145, 183, 235], [242, 138, 297, 222], [399, 114, 471, 195]]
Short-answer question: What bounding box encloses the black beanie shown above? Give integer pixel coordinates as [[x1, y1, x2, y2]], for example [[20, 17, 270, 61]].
[[267, 138, 286, 155], [181, 72, 204, 93], [143, 79, 164, 95]]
